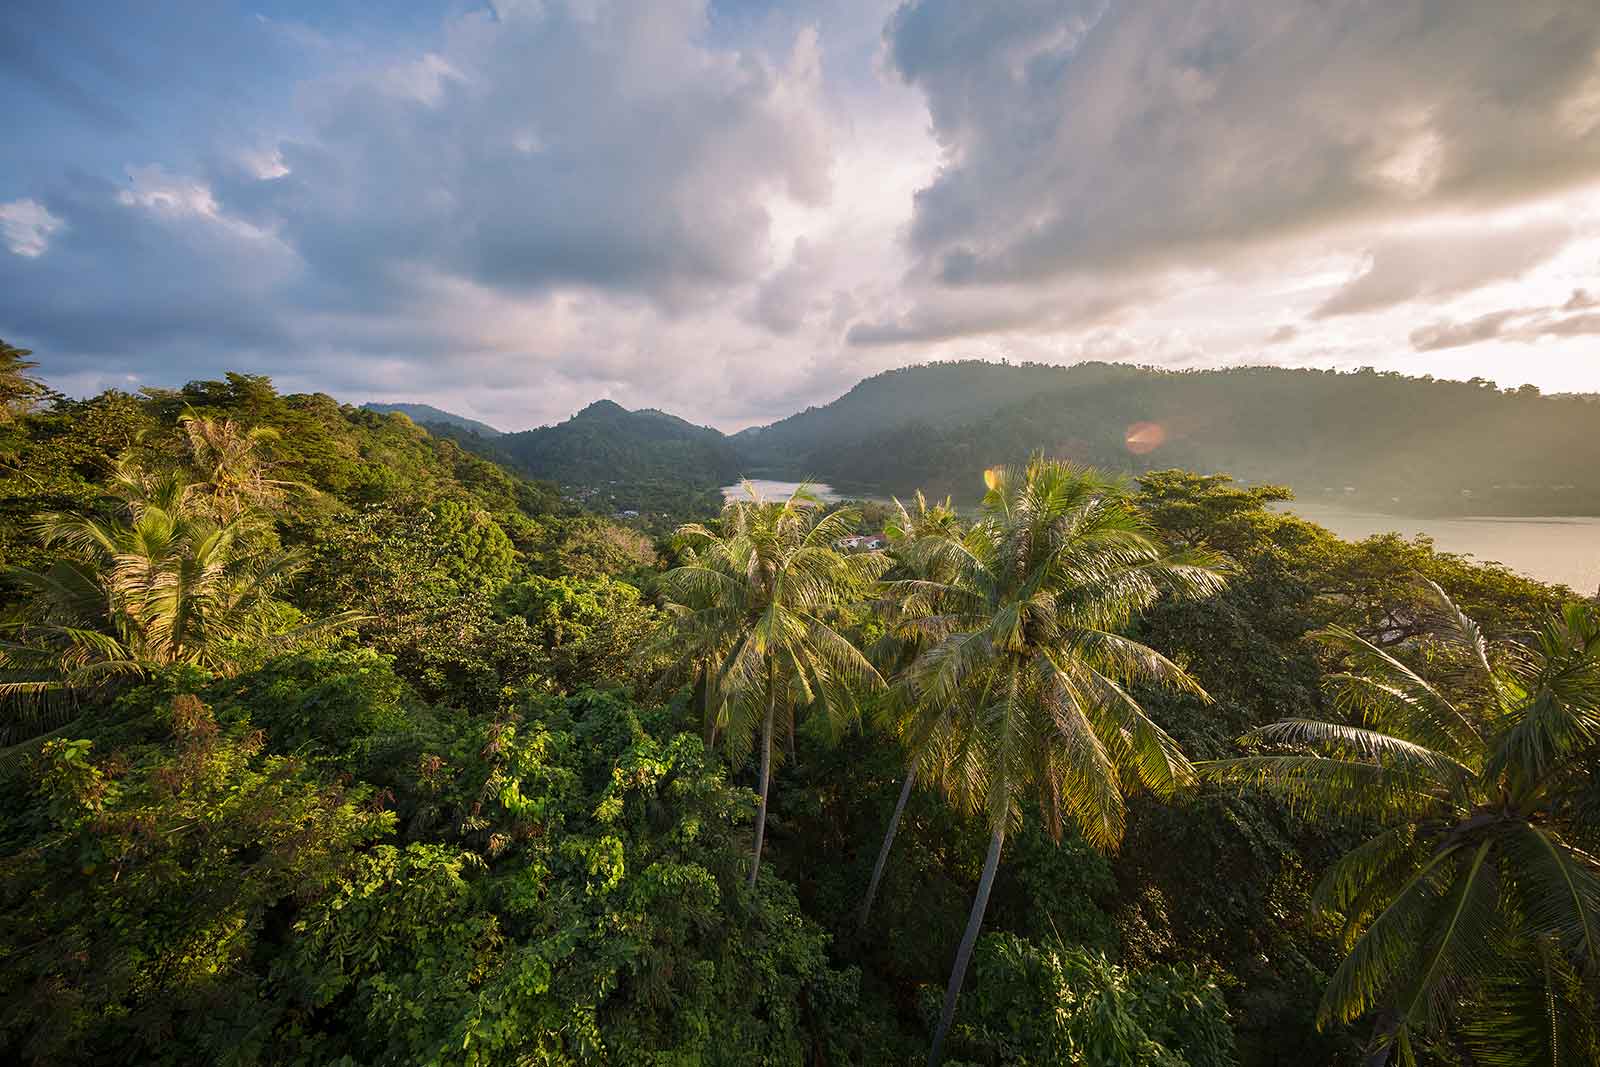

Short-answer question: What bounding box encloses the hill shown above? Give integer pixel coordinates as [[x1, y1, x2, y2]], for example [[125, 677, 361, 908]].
[[493, 399, 742, 489], [746, 361, 1600, 515], [366, 362, 1600, 517], [732, 360, 1082, 471], [361, 402, 503, 438]]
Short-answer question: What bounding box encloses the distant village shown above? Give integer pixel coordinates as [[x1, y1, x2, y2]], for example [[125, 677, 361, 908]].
[[835, 533, 886, 552]]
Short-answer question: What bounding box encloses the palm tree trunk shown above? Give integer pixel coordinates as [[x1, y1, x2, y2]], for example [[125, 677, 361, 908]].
[[749, 680, 777, 888], [857, 757, 918, 933], [786, 714, 797, 764], [699, 674, 716, 750], [928, 822, 1005, 1067]]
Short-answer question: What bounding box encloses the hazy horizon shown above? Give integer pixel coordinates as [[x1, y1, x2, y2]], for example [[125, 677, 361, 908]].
[[362, 357, 1600, 436]]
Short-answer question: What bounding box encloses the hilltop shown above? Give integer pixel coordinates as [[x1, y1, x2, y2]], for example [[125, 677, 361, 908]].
[[361, 402, 504, 439], [491, 398, 742, 490], [733, 361, 1081, 470]]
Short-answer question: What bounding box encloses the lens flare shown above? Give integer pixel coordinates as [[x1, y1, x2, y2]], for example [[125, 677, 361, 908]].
[[1124, 421, 1166, 455]]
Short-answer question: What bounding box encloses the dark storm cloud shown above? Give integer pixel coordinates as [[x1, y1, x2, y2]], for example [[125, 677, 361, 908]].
[[881, 0, 1600, 288]]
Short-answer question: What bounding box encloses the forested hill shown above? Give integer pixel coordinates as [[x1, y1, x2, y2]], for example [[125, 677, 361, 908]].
[[361, 402, 503, 439], [753, 361, 1600, 514], [367, 362, 1600, 517], [733, 361, 1079, 470], [493, 398, 742, 487]]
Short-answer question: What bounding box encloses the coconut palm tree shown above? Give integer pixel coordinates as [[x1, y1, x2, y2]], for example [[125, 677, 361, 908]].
[[177, 410, 300, 522], [0, 339, 48, 424], [894, 459, 1228, 1066], [1202, 579, 1600, 1064], [0, 460, 349, 744], [857, 491, 967, 932], [657, 481, 888, 887]]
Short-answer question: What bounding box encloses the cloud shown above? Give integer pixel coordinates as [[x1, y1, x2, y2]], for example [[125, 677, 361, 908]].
[[747, 237, 836, 334], [1410, 299, 1600, 352], [0, 199, 64, 257], [845, 279, 1143, 346], [884, 0, 1600, 287], [6, 0, 1600, 424], [1564, 287, 1600, 310], [1, 0, 838, 418], [236, 2, 832, 309], [0, 4, 135, 130], [1312, 219, 1572, 318], [1526, 311, 1600, 339], [1410, 310, 1524, 352]]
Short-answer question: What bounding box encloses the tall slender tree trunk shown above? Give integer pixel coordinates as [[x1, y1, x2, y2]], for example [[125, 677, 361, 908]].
[[857, 757, 918, 932], [749, 678, 777, 888], [700, 674, 717, 750], [927, 823, 1005, 1067]]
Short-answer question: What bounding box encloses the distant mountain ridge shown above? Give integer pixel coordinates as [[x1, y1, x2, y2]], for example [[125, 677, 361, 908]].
[[363, 402, 503, 438], [394, 361, 1600, 516], [784, 361, 1600, 515]]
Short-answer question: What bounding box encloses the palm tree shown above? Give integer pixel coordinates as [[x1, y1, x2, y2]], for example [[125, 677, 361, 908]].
[[658, 481, 888, 886], [177, 410, 300, 522], [891, 459, 1228, 1066], [0, 460, 348, 744], [0, 339, 49, 424], [858, 491, 966, 932], [1202, 579, 1600, 1064]]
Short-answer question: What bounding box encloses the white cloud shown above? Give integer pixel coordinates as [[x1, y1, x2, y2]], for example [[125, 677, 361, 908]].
[[1313, 217, 1572, 318], [885, 0, 1600, 288], [0, 199, 64, 258]]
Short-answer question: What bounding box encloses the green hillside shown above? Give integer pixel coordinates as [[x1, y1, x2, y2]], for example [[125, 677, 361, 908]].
[[361, 402, 504, 439], [495, 399, 742, 488], [768, 362, 1600, 515], [733, 360, 1083, 470]]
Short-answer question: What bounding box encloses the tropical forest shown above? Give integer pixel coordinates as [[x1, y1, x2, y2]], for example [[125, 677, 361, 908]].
[[2, 339, 1596, 1067]]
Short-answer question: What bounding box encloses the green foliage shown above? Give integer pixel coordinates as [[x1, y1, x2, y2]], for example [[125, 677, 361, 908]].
[[500, 574, 663, 692], [943, 932, 1238, 1067], [658, 482, 888, 882], [0, 340, 50, 427], [0, 448, 357, 743], [298, 502, 549, 707], [207, 647, 422, 759], [4, 347, 1596, 1067], [532, 515, 657, 580], [0, 695, 392, 1062], [1203, 582, 1600, 1060], [894, 458, 1228, 845]]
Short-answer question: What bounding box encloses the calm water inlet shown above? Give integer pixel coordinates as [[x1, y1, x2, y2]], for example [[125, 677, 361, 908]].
[[1282, 507, 1599, 593]]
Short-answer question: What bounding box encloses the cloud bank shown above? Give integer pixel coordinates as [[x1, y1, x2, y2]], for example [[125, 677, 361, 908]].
[[3, 0, 1600, 426]]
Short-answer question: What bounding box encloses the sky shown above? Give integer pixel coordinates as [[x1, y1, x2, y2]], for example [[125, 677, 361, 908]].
[[3, 0, 1600, 432]]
